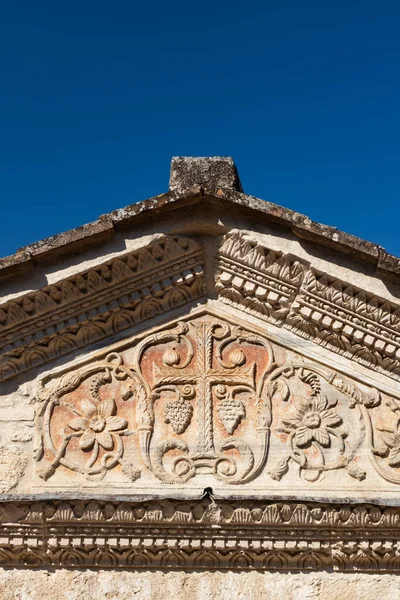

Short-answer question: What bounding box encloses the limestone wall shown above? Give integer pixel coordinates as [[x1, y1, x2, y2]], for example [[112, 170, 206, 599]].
[[1, 569, 400, 600]]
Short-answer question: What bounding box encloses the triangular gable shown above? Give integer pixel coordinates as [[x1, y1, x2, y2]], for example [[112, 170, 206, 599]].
[[0, 157, 400, 571]]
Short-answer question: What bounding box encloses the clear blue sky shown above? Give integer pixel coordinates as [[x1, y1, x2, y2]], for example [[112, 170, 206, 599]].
[[1, 1, 399, 258]]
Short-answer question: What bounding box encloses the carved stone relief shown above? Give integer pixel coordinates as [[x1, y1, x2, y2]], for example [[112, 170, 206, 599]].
[[216, 232, 306, 325], [287, 269, 400, 379], [34, 309, 400, 501], [35, 314, 273, 485]]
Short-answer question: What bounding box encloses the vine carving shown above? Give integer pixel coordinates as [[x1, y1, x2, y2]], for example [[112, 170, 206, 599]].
[[35, 312, 400, 491]]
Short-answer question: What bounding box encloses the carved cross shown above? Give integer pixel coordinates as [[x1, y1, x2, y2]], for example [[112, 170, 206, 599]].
[[152, 322, 255, 460]]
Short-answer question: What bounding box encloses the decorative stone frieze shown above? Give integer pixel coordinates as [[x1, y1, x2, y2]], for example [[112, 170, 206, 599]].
[[287, 269, 400, 379], [216, 233, 307, 324]]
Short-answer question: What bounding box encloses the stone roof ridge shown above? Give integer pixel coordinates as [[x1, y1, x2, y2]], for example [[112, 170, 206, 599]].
[[0, 156, 399, 282]]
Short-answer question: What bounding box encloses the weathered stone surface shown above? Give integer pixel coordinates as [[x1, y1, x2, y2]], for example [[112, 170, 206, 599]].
[[0, 447, 27, 492], [1, 157, 399, 283], [169, 156, 243, 194], [0, 249, 33, 280], [292, 212, 380, 263], [0, 570, 400, 600], [378, 248, 400, 279]]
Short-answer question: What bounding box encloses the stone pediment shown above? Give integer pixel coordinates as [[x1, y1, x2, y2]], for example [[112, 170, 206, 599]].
[[1, 156, 400, 571]]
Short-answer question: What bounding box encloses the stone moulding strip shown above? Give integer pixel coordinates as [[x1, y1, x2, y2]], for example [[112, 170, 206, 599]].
[[0, 236, 206, 381], [1, 499, 400, 571], [287, 270, 400, 375], [1, 183, 399, 282], [216, 233, 400, 381]]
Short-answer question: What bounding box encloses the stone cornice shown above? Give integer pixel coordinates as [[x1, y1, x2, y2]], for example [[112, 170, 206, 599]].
[[216, 233, 400, 381], [1, 232, 399, 384], [1, 499, 400, 570], [1, 187, 399, 284], [0, 236, 205, 381]]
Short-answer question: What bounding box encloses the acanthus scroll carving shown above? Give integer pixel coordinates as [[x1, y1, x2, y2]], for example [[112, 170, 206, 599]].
[[363, 396, 400, 484], [35, 315, 275, 484], [267, 364, 376, 483]]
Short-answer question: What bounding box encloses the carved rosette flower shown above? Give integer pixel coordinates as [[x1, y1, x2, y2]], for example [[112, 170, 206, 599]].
[[281, 395, 342, 448], [68, 398, 128, 451]]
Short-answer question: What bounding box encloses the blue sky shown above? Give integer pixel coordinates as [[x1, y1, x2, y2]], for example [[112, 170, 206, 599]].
[[0, 1, 399, 257]]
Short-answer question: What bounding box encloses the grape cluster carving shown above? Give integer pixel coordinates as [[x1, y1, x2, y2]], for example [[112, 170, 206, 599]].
[[218, 398, 246, 434], [164, 398, 193, 434]]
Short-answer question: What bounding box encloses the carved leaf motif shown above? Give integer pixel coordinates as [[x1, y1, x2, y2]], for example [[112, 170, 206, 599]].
[[164, 398, 193, 434], [121, 382, 134, 400], [347, 460, 366, 481], [389, 449, 400, 468], [111, 259, 133, 280], [381, 432, 397, 447], [269, 379, 290, 403], [136, 385, 152, 428], [36, 460, 56, 481], [269, 457, 290, 481], [217, 399, 246, 435], [90, 372, 111, 400], [329, 279, 344, 304], [299, 372, 321, 396], [52, 372, 82, 398]]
